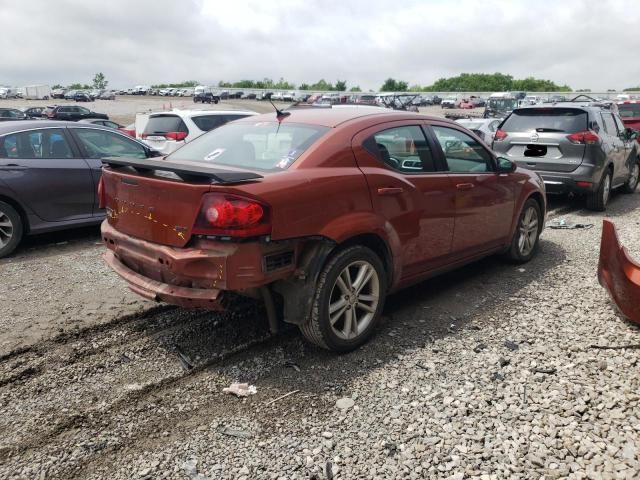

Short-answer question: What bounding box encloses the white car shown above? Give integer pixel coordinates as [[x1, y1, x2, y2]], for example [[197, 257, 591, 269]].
[[441, 97, 460, 108], [455, 118, 502, 144], [138, 109, 258, 155], [271, 92, 284, 101]]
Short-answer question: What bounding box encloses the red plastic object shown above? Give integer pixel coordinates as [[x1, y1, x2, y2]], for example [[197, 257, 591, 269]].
[[598, 219, 640, 324]]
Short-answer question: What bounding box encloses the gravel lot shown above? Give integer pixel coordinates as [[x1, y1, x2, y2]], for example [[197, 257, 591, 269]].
[[0, 96, 474, 126], [0, 100, 639, 479]]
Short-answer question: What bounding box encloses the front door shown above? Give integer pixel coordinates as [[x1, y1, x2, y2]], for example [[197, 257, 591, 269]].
[[429, 124, 517, 256], [600, 112, 627, 186], [0, 127, 95, 222], [352, 122, 456, 281]]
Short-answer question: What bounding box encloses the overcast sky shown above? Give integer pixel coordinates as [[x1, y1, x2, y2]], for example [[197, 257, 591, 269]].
[[1, 0, 638, 91]]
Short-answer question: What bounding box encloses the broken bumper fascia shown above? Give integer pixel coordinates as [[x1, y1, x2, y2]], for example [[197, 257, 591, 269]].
[[104, 250, 225, 309], [598, 219, 640, 324]]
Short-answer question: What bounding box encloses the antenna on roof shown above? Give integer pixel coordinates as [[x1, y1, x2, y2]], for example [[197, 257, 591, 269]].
[[269, 98, 290, 120]]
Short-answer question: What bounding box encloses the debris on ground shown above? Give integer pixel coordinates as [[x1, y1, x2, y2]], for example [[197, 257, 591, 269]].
[[549, 218, 594, 229], [504, 339, 519, 351], [222, 383, 257, 397]]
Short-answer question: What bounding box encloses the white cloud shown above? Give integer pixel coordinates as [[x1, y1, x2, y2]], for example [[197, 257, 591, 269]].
[[0, 0, 638, 90]]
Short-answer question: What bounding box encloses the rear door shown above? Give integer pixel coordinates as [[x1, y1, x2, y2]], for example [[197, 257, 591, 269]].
[[0, 127, 95, 221], [600, 112, 627, 185], [352, 122, 456, 280], [613, 113, 637, 182], [493, 108, 588, 173], [430, 124, 516, 256]]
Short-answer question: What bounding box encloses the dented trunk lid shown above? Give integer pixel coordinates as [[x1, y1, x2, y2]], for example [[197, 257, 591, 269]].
[[102, 169, 211, 247]]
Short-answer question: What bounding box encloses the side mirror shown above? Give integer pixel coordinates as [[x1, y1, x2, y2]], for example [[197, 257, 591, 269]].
[[147, 149, 163, 158], [496, 157, 516, 173], [625, 128, 638, 141]]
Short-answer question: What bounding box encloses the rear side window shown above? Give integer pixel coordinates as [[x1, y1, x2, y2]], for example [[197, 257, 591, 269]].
[[143, 115, 188, 135], [74, 129, 147, 159], [0, 128, 73, 159], [367, 126, 436, 173], [501, 108, 587, 133], [191, 114, 249, 132], [618, 104, 640, 118]]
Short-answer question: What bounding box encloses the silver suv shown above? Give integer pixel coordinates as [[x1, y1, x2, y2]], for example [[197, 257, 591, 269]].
[[492, 97, 640, 210]]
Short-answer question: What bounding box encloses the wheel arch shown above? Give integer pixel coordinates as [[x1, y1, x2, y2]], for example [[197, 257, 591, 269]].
[[0, 194, 29, 234]]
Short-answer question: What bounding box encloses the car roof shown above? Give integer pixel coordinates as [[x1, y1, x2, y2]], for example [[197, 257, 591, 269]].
[[234, 107, 442, 128], [149, 109, 258, 118], [0, 120, 120, 135]]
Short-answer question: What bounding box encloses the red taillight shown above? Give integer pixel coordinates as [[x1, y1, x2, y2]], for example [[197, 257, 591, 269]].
[[192, 193, 271, 238], [165, 131, 188, 141], [47, 111, 54, 118], [140, 131, 187, 141], [576, 181, 593, 188], [566, 130, 600, 145], [98, 177, 106, 209], [494, 129, 508, 141], [120, 128, 135, 137]]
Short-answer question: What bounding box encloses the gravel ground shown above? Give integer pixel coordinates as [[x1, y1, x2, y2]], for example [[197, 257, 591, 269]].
[[0, 96, 474, 126], [0, 118, 639, 479]]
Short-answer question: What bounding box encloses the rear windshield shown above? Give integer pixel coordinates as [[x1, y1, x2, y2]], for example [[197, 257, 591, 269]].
[[501, 108, 587, 133], [618, 104, 640, 118], [167, 121, 330, 171], [191, 114, 250, 132], [143, 115, 188, 135]]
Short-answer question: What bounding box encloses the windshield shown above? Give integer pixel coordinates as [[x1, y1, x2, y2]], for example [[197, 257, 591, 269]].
[[501, 108, 587, 133], [487, 99, 518, 110], [167, 122, 330, 171], [618, 104, 640, 118]]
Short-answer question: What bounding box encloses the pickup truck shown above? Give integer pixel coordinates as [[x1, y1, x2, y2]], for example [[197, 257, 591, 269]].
[[193, 92, 220, 104]]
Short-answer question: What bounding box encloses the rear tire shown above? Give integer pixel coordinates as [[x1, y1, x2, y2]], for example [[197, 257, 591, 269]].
[[586, 169, 612, 211], [505, 198, 542, 263], [299, 246, 387, 353], [0, 201, 23, 259], [622, 161, 640, 194]]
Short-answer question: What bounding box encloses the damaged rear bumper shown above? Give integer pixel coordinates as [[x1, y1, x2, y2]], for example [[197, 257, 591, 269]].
[[103, 250, 225, 309], [598, 219, 640, 324]]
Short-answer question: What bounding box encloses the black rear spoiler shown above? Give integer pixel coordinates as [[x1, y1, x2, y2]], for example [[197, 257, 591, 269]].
[[102, 157, 263, 183]]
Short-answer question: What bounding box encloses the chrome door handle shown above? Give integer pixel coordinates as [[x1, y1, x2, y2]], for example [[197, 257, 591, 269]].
[[0, 164, 27, 170], [377, 187, 404, 196], [456, 183, 475, 190]]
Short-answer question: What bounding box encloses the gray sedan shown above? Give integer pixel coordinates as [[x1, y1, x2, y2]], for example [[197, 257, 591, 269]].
[[0, 120, 161, 257]]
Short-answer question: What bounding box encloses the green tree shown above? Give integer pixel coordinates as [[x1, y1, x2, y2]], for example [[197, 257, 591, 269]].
[[310, 79, 334, 91], [299, 83, 311, 90], [51, 84, 64, 90], [334, 80, 347, 91], [92, 72, 108, 89], [67, 83, 91, 90], [623, 86, 640, 91], [349, 86, 362, 92], [380, 78, 408, 92]]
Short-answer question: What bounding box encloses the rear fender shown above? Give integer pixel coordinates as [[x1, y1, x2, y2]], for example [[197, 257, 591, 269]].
[[317, 211, 403, 287]]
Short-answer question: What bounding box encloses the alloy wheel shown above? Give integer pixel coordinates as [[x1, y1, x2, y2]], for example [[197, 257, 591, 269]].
[[630, 164, 639, 190], [602, 173, 611, 205], [517, 206, 539, 257], [328, 261, 380, 340], [0, 210, 14, 249]]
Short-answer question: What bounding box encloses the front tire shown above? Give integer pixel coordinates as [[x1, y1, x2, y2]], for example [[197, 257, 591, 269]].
[[622, 161, 639, 194], [0, 201, 23, 258], [586, 169, 612, 211], [299, 246, 387, 353], [505, 198, 542, 263]]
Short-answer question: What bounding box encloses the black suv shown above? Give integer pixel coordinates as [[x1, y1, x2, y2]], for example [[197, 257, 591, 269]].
[[193, 92, 220, 104], [44, 105, 109, 121], [492, 95, 640, 210], [0, 108, 28, 122]]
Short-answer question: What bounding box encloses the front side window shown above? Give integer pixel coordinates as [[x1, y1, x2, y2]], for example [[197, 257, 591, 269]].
[[74, 129, 147, 159], [168, 122, 329, 171], [432, 126, 492, 173], [367, 125, 436, 173], [601, 113, 618, 135], [78, 107, 90, 115], [0, 129, 73, 159]]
